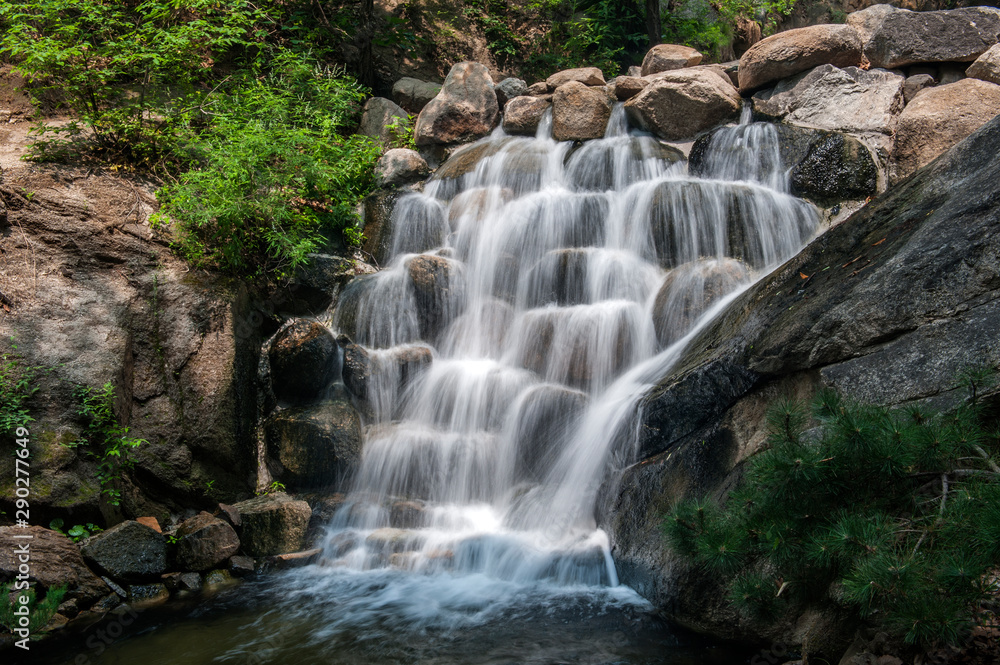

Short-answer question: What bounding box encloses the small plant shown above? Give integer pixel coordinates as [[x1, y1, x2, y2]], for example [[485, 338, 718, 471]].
[[257, 480, 286, 496], [64, 382, 146, 506], [0, 582, 67, 636], [48, 518, 102, 543], [1, 337, 40, 436]]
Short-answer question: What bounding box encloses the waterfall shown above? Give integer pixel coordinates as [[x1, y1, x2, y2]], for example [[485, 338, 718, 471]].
[[326, 104, 818, 589]]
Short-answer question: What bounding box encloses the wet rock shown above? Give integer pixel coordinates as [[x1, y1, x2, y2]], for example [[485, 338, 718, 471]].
[[264, 396, 363, 490], [503, 96, 551, 136], [552, 81, 613, 142], [738, 24, 862, 93], [625, 70, 740, 142], [340, 340, 433, 402], [789, 132, 878, 205], [414, 62, 498, 146], [365, 528, 423, 555], [752, 65, 904, 135], [434, 140, 509, 181], [546, 67, 605, 88], [848, 4, 1000, 70], [902, 74, 935, 104], [407, 254, 465, 342], [161, 571, 202, 592], [127, 583, 169, 608], [228, 555, 255, 577], [967, 44, 1000, 86], [494, 77, 527, 106], [892, 78, 1000, 183], [376, 148, 430, 188], [263, 548, 322, 570], [391, 77, 442, 114], [640, 44, 703, 76], [232, 492, 311, 557], [512, 385, 589, 479], [217, 503, 241, 528], [359, 97, 410, 146], [203, 569, 239, 591], [610, 76, 649, 101], [267, 318, 339, 405], [81, 521, 166, 582], [0, 526, 108, 603], [652, 259, 751, 348], [362, 189, 399, 267], [523, 248, 590, 307], [173, 511, 240, 572], [390, 500, 426, 528]]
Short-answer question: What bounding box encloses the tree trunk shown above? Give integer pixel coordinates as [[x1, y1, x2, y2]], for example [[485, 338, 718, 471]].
[[359, 0, 376, 88], [645, 0, 661, 48]]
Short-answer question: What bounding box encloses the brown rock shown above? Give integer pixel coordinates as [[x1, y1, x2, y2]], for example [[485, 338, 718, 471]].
[[526, 81, 551, 96], [263, 548, 321, 570], [407, 254, 465, 342], [503, 96, 552, 135], [640, 44, 703, 76], [391, 77, 442, 114], [376, 148, 430, 187], [174, 511, 240, 572], [611, 76, 649, 101], [892, 78, 1000, 183], [967, 44, 1000, 86], [738, 24, 862, 93], [135, 516, 161, 533], [232, 492, 311, 557], [414, 62, 498, 146], [359, 97, 410, 147], [546, 67, 605, 88], [624, 70, 741, 141], [0, 526, 108, 604], [551, 81, 613, 142]]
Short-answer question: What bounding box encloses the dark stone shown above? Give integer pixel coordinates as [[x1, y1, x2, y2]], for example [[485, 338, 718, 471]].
[[0, 526, 108, 604], [173, 511, 240, 572], [228, 555, 255, 577], [80, 521, 167, 583], [127, 583, 169, 607], [216, 503, 241, 528], [407, 254, 466, 343], [232, 492, 312, 557], [203, 569, 238, 591], [361, 189, 399, 268], [512, 385, 589, 480], [790, 132, 878, 205], [494, 77, 527, 106], [267, 319, 339, 405]]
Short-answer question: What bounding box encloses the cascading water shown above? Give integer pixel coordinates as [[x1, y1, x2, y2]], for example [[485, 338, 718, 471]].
[[325, 106, 818, 589]]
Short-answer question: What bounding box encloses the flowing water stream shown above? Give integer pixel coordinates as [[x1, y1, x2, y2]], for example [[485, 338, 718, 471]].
[[35, 107, 819, 665]]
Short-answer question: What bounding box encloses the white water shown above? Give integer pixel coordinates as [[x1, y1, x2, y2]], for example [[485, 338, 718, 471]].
[[325, 106, 817, 603]]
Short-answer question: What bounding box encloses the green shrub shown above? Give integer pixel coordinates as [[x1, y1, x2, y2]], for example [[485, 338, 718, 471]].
[[665, 371, 1000, 647], [0, 583, 66, 636], [151, 50, 379, 281]]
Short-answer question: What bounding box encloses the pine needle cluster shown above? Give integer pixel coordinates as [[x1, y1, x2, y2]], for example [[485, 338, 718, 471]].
[[664, 370, 1000, 647]]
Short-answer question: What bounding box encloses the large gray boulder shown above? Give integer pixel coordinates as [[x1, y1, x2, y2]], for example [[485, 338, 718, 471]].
[[267, 319, 339, 405], [892, 78, 1000, 183], [81, 521, 167, 582], [173, 512, 240, 572], [752, 65, 904, 135], [848, 4, 1000, 70], [967, 43, 1000, 86], [359, 97, 410, 146], [738, 24, 862, 93], [391, 77, 442, 114], [624, 70, 741, 141], [503, 96, 552, 136], [640, 44, 703, 77], [232, 492, 311, 557], [264, 395, 363, 489], [551, 81, 613, 142], [414, 62, 498, 146], [494, 77, 527, 107]]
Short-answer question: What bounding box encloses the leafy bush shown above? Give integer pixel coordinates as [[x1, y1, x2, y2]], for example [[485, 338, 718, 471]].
[[665, 371, 1000, 647], [151, 50, 380, 280], [48, 518, 102, 542]]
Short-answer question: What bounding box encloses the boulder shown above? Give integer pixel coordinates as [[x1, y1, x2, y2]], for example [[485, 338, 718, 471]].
[[640, 44, 703, 76], [232, 492, 311, 557], [967, 44, 1000, 86], [264, 396, 363, 489], [551, 81, 613, 142], [494, 77, 527, 106], [503, 96, 552, 136], [546, 67, 605, 89], [738, 24, 862, 93], [173, 511, 240, 572], [407, 254, 466, 342], [80, 521, 167, 582], [652, 259, 751, 348], [359, 97, 410, 146], [361, 189, 399, 267], [902, 74, 935, 104], [0, 526, 108, 604], [391, 77, 442, 114], [848, 4, 1000, 69], [512, 385, 588, 479], [414, 62, 498, 146], [376, 148, 430, 187], [526, 81, 551, 96], [892, 78, 1000, 183], [610, 76, 649, 101], [624, 70, 741, 141], [752, 65, 904, 135], [340, 340, 433, 402], [267, 318, 339, 405]]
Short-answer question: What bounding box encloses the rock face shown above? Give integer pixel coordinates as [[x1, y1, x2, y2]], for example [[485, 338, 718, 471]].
[[340, 340, 433, 403], [967, 43, 1000, 86], [264, 396, 363, 489], [494, 77, 527, 106], [848, 4, 1000, 69], [892, 78, 1000, 183], [267, 319, 339, 405], [0, 526, 108, 603], [752, 65, 904, 135], [738, 24, 862, 93], [546, 67, 605, 88], [232, 492, 311, 557], [610, 114, 1000, 646], [391, 77, 442, 114], [551, 81, 613, 142], [359, 97, 410, 146], [640, 44, 703, 76], [376, 148, 430, 187], [81, 521, 167, 582], [173, 512, 240, 572], [414, 62, 498, 146], [624, 70, 741, 141], [503, 96, 552, 135]]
